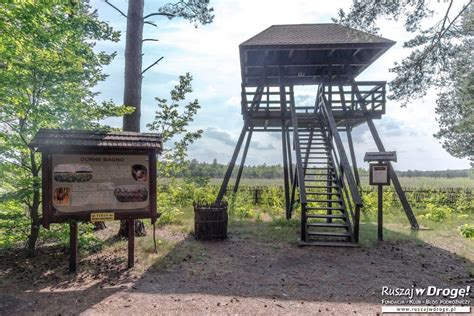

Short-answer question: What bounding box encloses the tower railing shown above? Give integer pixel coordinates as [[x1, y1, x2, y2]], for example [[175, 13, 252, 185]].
[[323, 81, 386, 114]]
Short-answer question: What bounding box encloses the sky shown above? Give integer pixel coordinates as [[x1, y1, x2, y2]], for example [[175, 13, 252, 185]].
[[92, 0, 471, 171]]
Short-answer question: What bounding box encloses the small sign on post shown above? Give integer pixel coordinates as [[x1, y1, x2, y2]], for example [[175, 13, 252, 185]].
[[364, 151, 397, 241], [31, 129, 162, 272], [370, 163, 390, 186]]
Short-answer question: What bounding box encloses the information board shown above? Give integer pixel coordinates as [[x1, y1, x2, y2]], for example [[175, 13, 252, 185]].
[[51, 154, 150, 213]]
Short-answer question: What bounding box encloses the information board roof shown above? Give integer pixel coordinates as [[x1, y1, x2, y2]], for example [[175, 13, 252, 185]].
[[31, 129, 162, 151], [364, 151, 397, 162]]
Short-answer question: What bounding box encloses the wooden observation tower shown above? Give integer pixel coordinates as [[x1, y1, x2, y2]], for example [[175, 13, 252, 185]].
[[217, 24, 419, 246]]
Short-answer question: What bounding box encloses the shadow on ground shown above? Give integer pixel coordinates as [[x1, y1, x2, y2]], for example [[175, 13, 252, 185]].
[[0, 221, 472, 315]]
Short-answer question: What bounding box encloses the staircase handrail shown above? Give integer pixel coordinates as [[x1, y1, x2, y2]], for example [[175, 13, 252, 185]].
[[289, 86, 307, 204], [320, 94, 363, 208]]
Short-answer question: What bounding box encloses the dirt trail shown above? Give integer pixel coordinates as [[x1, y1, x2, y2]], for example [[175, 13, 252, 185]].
[[0, 224, 472, 315]]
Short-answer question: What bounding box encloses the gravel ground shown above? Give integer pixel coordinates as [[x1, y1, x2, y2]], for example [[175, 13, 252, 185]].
[[0, 224, 472, 315]]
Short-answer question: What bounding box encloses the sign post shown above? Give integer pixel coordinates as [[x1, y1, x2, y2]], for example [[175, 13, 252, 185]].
[[364, 152, 397, 242], [31, 129, 162, 272], [69, 221, 78, 273]]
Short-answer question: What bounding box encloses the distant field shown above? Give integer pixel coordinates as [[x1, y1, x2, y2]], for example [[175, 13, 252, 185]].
[[203, 176, 474, 189]]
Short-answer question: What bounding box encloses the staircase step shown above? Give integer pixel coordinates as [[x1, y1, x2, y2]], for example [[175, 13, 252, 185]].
[[304, 179, 336, 182], [298, 240, 358, 247], [307, 222, 349, 228], [306, 192, 341, 196], [307, 231, 351, 238], [306, 152, 329, 155], [306, 185, 339, 189], [307, 214, 346, 219], [306, 206, 344, 211], [307, 199, 343, 204]]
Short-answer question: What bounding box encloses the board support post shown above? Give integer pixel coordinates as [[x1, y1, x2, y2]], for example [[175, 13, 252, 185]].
[[378, 184, 383, 241], [128, 219, 135, 268], [69, 221, 78, 273]]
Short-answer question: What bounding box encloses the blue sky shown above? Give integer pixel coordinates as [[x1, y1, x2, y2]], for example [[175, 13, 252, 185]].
[[92, 0, 471, 171]]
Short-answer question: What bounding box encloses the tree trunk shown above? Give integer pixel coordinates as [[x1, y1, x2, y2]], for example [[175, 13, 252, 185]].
[[118, 0, 146, 237], [26, 151, 41, 257], [122, 0, 144, 132], [94, 221, 107, 230]]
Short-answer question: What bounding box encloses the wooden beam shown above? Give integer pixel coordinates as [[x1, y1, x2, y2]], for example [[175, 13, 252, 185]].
[[288, 49, 295, 60], [233, 128, 253, 194], [127, 219, 135, 268], [351, 81, 419, 229], [346, 128, 360, 186], [216, 124, 249, 203], [280, 82, 291, 216], [352, 48, 361, 57], [69, 222, 78, 273]]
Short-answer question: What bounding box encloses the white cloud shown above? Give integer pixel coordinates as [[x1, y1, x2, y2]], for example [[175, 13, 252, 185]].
[[93, 0, 471, 170]]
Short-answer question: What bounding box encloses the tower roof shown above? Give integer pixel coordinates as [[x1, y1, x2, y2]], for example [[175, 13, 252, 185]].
[[240, 24, 395, 86], [241, 23, 394, 47]]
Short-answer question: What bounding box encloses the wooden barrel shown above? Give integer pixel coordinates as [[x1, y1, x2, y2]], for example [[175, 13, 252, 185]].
[[194, 202, 228, 240]]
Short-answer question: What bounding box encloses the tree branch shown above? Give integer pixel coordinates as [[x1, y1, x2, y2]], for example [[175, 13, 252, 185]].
[[105, 0, 127, 19], [143, 12, 175, 20], [145, 21, 158, 27], [434, 0, 454, 44], [143, 38, 159, 42], [142, 56, 164, 75]]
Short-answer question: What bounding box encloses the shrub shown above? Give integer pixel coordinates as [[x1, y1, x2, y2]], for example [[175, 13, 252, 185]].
[[458, 224, 474, 239], [420, 202, 453, 222], [361, 190, 393, 216], [157, 191, 184, 226]]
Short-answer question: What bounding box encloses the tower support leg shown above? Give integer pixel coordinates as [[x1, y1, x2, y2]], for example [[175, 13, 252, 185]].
[[281, 124, 291, 217], [233, 127, 253, 194], [346, 128, 360, 186], [352, 82, 419, 229], [216, 123, 249, 203]]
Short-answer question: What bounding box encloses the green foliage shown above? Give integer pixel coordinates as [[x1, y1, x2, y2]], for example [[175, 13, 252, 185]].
[[334, 1, 474, 163], [0, 201, 29, 248], [193, 185, 218, 205], [455, 190, 474, 213], [260, 186, 284, 216], [361, 190, 393, 216], [0, 2, 131, 255], [156, 182, 186, 226], [40, 222, 102, 252], [228, 193, 258, 220], [155, 0, 214, 26], [147, 73, 203, 176], [420, 202, 453, 222], [458, 224, 474, 239]]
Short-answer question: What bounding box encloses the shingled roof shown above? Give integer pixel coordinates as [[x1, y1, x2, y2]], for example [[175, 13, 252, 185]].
[[240, 23, 394, 48], [31, 129, 162, 151], [239, 23, 395, 85]]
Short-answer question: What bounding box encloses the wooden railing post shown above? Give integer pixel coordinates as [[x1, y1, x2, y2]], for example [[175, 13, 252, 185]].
[[354, 205, 360, 243]]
